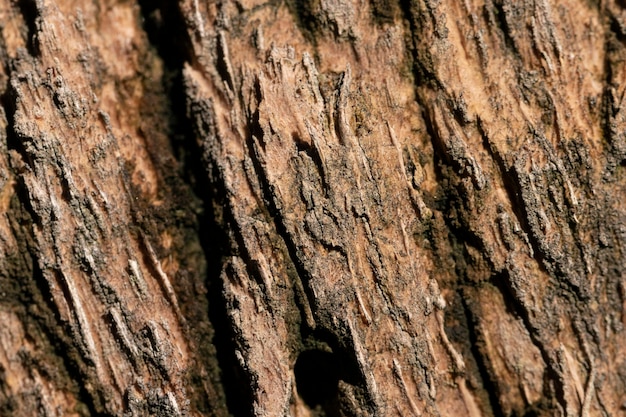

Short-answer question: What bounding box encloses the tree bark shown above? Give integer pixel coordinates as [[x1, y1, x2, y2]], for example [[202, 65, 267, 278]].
[[0, 0, 625, 416]]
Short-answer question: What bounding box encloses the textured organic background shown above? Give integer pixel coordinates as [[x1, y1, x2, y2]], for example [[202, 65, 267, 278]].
[[0, 0, 625, 416]]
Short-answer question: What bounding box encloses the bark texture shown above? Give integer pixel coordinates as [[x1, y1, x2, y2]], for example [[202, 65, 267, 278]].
[[0, 0, 625, 416]]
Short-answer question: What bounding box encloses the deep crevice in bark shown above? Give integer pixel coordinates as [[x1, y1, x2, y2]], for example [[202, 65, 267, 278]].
[[240, 65, 374, 416], [397, 0, 443, 89], [418, 64, 567, 416], [460, 286, 505, 417], [136, 1, 240, 415], [285, 0, 320, 45], [433, 179, 503, 415], [185, 105, 256, 415], [415, 85, 501, 416], [15, 0, 40, 56], [242, 127, 321, 328], [203, 181, 261, 416], [492, 268, 566, 413], [476, 120, 554, 284], [490, 0, 520, 58]]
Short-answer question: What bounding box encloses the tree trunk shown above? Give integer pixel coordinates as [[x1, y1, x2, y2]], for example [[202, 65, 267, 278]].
[[0, 0, 624, 416]]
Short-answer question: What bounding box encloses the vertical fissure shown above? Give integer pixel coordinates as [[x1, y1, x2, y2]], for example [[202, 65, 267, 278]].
[[459, 287, 506, 417], [136, 1, 242, 415], [491, 269, 568, 413]]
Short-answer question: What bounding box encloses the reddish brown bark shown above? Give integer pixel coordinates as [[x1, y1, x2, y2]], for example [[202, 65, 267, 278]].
[[1, 0, 625, 416]]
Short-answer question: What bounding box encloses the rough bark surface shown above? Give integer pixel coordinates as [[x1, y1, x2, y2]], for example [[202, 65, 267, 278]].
[[0, 0, 625, 416]]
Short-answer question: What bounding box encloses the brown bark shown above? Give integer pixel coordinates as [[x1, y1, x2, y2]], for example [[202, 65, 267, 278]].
[[0, 0, 625, 416]]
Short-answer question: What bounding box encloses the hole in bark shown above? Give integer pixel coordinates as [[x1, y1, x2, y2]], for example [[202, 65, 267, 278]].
[[294, 349, 340, 409]]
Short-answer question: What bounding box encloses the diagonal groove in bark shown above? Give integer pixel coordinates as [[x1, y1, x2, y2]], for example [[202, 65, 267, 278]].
[[459, 286, 507, 417], [136, 1, 235, 415], [488, 0, 520, 58], [14, 0, 40, 56], [400, 0, 600, 409], [238, 94, 369, 403], [419, 120, 510, 414], [490, 268, 568, 412], [416, 48, 571, 417], [183, 92, 251, 415], [243, 131, 318, 322], [398, 0, 442, 89], [475, 120, 535, 259]]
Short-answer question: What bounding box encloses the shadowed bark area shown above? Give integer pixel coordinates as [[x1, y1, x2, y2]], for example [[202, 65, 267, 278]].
[[0, 0, 625, 416]]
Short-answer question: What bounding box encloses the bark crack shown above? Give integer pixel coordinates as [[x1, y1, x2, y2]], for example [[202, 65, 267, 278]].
[[136, 1, 234, 415]]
